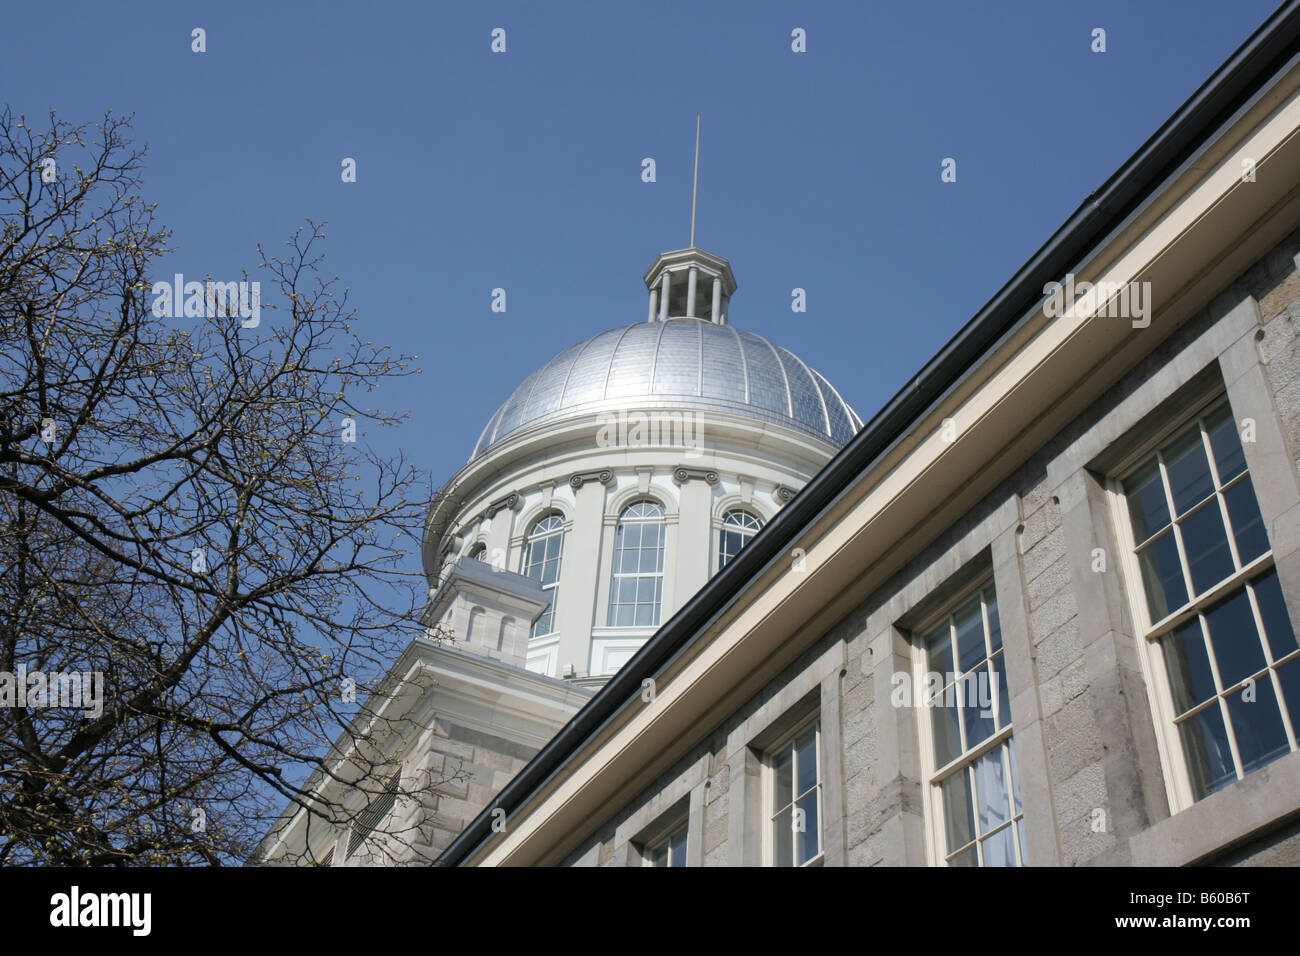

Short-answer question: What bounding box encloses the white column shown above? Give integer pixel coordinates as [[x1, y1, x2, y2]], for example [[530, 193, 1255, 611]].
[[659, 272, 671, 321], [556, 480, 607, 678], [711, 277, 722, 324], [686, 266, 698, 318], [648, 287, 659, 323], [674, 478, 712, 615]]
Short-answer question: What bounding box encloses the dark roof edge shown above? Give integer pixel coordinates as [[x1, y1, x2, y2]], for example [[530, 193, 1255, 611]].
[[436, 0, 1300, 867]]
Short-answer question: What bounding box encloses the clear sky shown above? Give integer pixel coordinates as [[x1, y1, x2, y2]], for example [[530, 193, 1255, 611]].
[[4, 0, 1285, 561]]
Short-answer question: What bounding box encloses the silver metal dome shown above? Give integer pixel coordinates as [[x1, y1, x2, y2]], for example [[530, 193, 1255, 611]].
[[471, 319, 862, 459]]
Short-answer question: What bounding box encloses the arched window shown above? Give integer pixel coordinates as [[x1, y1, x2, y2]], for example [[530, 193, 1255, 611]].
[[466, 543, 487, 562], [718, 509, 763, 570], [522, 513, 564, 638], [608, 500, 666, 627], [466, 606, 485, 644]]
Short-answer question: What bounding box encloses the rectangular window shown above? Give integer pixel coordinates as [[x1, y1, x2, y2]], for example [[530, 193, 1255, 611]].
[[1114, 398, 1299, 806], [646, 823, 688, 867], [916, 584, 1027, 866], [766, 719, 822, 867]]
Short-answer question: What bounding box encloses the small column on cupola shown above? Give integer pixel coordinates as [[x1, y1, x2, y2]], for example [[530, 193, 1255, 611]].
[[643, 248, 737, 324]]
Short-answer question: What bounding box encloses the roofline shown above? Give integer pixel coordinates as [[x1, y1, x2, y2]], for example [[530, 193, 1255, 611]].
[[435, 0, 1300, 867]]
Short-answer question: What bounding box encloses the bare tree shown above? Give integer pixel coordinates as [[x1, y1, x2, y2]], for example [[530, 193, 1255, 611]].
[[0, 107, 444, 865]]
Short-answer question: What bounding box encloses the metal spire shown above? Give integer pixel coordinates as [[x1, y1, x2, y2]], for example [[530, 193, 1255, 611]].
[[690, 114, 701, 249]]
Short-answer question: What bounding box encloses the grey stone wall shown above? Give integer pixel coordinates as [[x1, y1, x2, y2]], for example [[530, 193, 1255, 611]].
[[363, 717, 538, 866]]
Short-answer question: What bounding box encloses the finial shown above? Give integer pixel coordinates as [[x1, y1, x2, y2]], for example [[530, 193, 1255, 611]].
[[690, 114, 701, 249]]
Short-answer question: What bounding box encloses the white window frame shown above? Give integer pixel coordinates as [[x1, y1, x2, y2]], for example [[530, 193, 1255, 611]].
[[607, 500, 666, 628], [1107, 391, 1299, 813], [522, 512, 565, 639], [716, 508, 763, 572], [911, 577, 1027, 867], [643, 820, 689, 867], [762, 714, 823, 867]]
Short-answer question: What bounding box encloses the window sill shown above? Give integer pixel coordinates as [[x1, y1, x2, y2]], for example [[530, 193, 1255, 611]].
[[1130, 747, 1300, 865]]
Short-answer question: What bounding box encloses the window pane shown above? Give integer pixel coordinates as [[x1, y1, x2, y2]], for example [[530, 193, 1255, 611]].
[[954, 599, 986, 674], [1276, 657, 1300, 736], [1223, 476, 1268, 566], [795, 729, 817, 797], [980, 824, 1016, 867], [795, 792, 819, 865], [931, 692, 962, 767], [948, 846, 976, 867], [925, 626, 952, 679], [1179, 705, 1235, 800], [1163, 428, 1215, 515], [1180, 501, 1234, 595], [634, 602, 654, 626], [940, 770, 975, 853], [961, 671, 996, 749], [1137, 531, 1188, 620], [1226, 678, 1289, 774], [973, 749, 1011, 835], [986, 593, 1003, 652], [1205, 405, 1247, 483], [1254, 569, 1298, 660], [772, 808, 792, 867], [991, 653, 1011, 729], [667, 827, 687, 867], [1203, 588, 1266, 689], [773, 749, 792, 810], [1007, 741, 1022, 813], [1125, 460, 1171, 542], [1163, 621, 1217, 715]]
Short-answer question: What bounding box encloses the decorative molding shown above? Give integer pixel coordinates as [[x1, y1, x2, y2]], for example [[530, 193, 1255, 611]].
[[673, 466, 720, 487], [570, 468, 614, 491], [485, 491, 521, 519], [773, 484, 798, 504]]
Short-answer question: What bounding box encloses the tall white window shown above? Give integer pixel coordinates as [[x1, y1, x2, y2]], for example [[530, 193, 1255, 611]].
[[766, 718, 822, 867], [1114, 398, 1298, 807], [608, 500, 665, 627], [718, 509, 762, 570], [917, 585, 1026, 866], [522, 513, 564, 638]]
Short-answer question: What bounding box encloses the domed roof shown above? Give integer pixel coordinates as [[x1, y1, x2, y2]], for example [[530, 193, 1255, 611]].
[[471, 319, 862, 459]]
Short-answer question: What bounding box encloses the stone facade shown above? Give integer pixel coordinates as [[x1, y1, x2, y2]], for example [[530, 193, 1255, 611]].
[[558, 229, 1300, 867]]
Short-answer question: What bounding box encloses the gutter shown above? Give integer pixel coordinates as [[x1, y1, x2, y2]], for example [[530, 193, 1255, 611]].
[[435, 0, 1300, 867]]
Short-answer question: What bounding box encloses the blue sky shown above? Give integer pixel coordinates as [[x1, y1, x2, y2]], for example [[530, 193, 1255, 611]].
[[4, 0, 1284, 563]]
